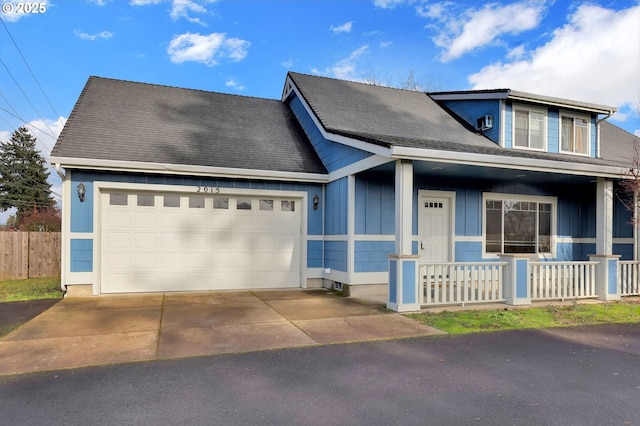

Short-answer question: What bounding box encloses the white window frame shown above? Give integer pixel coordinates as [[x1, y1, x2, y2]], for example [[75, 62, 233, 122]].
[[559, 111, 591, 156], [482, 192, 557, 258], [512, 104, 547, 151]]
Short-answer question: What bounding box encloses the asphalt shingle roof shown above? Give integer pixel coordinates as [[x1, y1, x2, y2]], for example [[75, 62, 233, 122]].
[[288, 72, 637, 170], [52, 77, 327, 175]]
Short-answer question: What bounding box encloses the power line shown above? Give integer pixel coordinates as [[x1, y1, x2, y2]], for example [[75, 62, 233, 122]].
[[0, 16, 61, 119]]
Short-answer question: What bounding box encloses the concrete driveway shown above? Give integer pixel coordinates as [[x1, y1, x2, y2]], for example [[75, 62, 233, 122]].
[[0, 290, 442, 375]]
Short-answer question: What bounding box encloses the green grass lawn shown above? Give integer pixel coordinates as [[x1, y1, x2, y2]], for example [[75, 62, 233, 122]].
[[406, 301, 640, 334], [0, 277, 64, 303]]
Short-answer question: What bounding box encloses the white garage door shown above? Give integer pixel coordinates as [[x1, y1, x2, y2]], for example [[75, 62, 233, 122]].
[[100, 191, 302, 293]]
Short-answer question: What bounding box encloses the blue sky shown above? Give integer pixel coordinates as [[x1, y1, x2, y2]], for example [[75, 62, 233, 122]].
[[0, 0, 639, 222]]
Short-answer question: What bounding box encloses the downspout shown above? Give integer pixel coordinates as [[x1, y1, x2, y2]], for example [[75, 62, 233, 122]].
[[54, 163, 66, 292], [54, 163, 65, 180]]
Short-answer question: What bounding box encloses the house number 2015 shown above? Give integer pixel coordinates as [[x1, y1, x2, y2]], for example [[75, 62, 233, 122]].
[[196, 186, 220, 193]]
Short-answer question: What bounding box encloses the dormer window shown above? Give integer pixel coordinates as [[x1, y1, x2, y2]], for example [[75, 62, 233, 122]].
[[560, 114, 589, 155], [513, 106, 546, 150]]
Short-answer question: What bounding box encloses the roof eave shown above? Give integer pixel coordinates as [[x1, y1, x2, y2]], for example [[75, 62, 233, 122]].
[[50, 156, 329, 183], [390, 146, 628, 179]]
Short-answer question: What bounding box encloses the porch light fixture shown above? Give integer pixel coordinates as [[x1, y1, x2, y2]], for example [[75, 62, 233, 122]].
[[77, 182, 86, 202], [313, 194, 320, 210]]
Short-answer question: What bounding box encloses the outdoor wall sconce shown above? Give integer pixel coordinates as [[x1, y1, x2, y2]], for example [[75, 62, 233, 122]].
[[313, 193, 320, 210], [77, 182, 86, 202]]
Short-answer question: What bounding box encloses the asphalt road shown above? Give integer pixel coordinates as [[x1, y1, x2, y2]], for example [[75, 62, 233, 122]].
[[1, 324, 639, 425]]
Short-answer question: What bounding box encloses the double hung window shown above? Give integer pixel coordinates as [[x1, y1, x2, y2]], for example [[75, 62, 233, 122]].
[[514, 107, 546, 150], [561, 115, 589, 155], [484, 194, 554, 255]]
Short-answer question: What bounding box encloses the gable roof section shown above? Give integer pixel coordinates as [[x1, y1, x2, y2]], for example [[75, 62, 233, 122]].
[[51, 76, 327, 177], [287, 72, 633, 174], [600, 121, 640, 168], [286, 72, 496, 151]]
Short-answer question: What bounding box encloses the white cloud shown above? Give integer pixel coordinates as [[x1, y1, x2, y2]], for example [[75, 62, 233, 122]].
[[167, 32, 250, 66], [170, 0, 215, 25], [373, 0, 411, 9], [131, 0, 215, 25], [281, 59, 294, 68], [130, 0, 162, 4], [312, 45, 369, 81], [468, 4, 640, 121], [426, 0, 546, 62], [225, 78, 245, 91], [330, 21, 353, 34], [74, 30, 113, 41]]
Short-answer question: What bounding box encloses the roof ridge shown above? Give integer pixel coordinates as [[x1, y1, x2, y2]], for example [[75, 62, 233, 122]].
[[287, 71, 429, 95], [87, 75, 280, 103]]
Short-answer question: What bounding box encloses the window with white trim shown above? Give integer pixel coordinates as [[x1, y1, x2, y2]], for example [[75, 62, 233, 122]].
[[484, 194, 554, 255], [560, 114, 590, 155], [513, 106, 546, 150]]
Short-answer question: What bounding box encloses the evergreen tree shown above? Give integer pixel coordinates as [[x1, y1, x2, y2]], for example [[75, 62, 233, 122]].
[[0, 127, 55, 227]]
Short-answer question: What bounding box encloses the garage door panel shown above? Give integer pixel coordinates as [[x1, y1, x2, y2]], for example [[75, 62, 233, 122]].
[[159, 233, 183, 249], [184, 233, 207, 249], [103, 211, 131, 229], [158, 252, 182, 268], [105, 253, 130, 270], [102, 191, 302, 293], [133, 211, 157, 227], [159, 212, 183, 230], [132, 253, 156, 269], [183, 252, 208, 269], [132, 232, 157, 249], [209, 216, 233, 230], [230, 233, 255, 250]]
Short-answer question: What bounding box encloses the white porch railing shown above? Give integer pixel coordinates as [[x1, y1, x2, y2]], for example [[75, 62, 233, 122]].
[[529, 261, 598, 301], [420, 262, 507, 306], [620, 261, 640, 296]]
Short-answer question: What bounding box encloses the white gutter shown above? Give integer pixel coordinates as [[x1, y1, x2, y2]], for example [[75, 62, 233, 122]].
[[391, 145, 629, 179], [49, 156, 329, 183]]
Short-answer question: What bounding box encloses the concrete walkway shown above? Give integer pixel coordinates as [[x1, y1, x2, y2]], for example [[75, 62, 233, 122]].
[[0, 290, 443, 375]]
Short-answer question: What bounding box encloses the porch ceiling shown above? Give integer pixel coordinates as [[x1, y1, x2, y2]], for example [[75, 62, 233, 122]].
[[370, 161, 597, 186]]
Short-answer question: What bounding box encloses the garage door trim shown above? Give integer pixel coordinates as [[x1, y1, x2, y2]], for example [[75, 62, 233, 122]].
[[94, 181, 309, 294]]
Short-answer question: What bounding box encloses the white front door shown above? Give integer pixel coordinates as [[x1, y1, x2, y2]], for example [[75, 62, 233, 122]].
[[419, 195, 452, 264]]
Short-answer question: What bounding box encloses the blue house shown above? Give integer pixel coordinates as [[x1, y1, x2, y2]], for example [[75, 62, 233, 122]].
[[51, 72, 640, 311]]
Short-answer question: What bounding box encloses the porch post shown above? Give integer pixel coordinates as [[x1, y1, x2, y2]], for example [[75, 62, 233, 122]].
[[499, 254, 531, 305], [592, 178, 621, 300], [387, 159, 420, 312], [589, 254, 621, 301], [595, 177, 613, 255]]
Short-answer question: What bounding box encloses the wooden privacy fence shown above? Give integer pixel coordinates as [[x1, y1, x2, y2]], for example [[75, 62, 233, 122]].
[[0, 232, 61, 280]]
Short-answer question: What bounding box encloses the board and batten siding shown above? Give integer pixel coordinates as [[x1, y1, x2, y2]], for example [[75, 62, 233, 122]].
[[67, 170, 325, 272], [440, 99, 501, 144], [288, 95, 372, 172]]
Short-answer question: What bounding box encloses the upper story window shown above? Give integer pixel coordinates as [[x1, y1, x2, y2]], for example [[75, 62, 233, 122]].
[[560, 114, 590, 155], [513, 106, 546, 150]]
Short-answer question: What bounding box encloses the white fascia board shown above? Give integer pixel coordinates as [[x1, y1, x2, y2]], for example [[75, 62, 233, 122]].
[[429, 90, 616, 115], [283, 76, 392, 157], [328, 155, 394, 181], [51, 156, 329, 184], [508, 91, 616, 115], [429, 91, 509, 101], [390, 146, 628, 179]]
